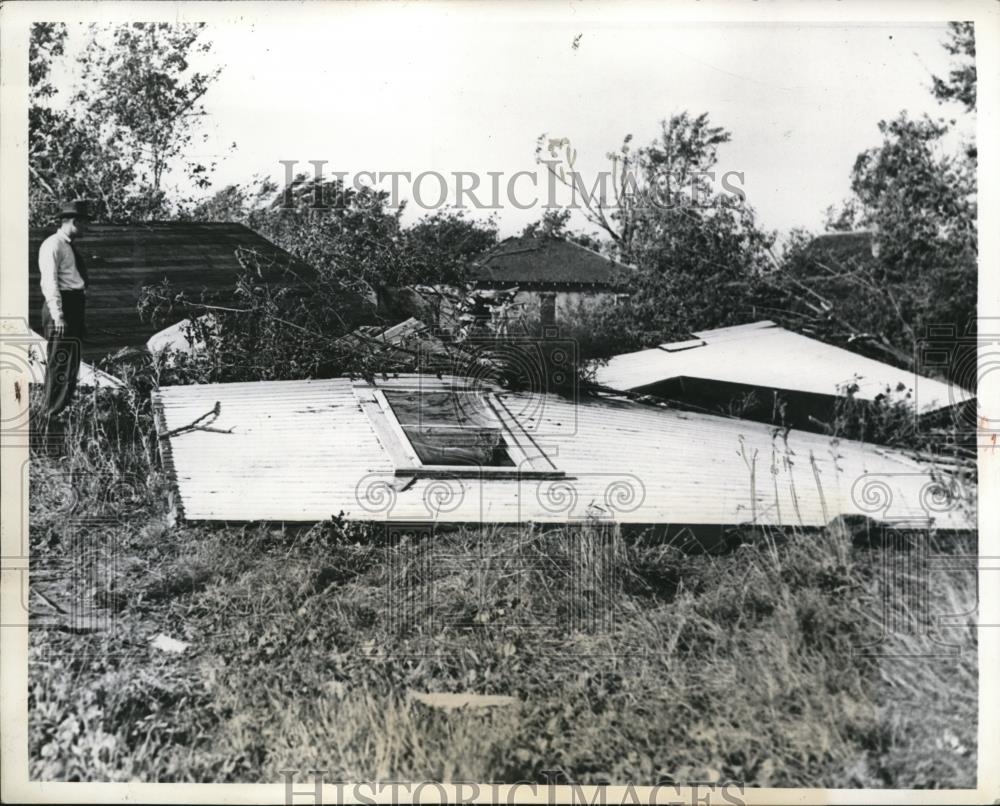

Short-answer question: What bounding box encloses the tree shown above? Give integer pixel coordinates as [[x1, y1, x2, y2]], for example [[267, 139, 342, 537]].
[[539, 112, 736, 261], [541, 113, 776, 355], [851, 114, 975, 276], [519, 209, 604, 251], [932, 21, 976, 114], [143, 185, 502, 384], [771, 114, 976, 372], [28, 23, 129, 224], [29, 22, 223, 223], [250, 176, 407, 303], [28, 23, 67, 101], [137, 251, 380, 384], [403, 210, 499, 287], [771, 24, 978, 375], [193, 177, 500, 296]]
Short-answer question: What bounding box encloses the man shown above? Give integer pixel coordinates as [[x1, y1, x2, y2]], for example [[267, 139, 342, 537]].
[[39, 200, 91, 424]]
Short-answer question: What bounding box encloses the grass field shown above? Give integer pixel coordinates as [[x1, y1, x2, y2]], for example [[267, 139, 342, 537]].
[[28, 444, 978, 786]]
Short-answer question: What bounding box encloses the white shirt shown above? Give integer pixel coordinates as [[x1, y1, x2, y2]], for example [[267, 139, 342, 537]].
[[38, 230, 85, 321]]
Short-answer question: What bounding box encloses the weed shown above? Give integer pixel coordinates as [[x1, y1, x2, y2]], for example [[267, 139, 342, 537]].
[[26, 350, 978, 786]]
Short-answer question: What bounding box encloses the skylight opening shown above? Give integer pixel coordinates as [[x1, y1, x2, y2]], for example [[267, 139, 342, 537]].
[[355, 381, 565, 479], [381, 389, 515, 468]]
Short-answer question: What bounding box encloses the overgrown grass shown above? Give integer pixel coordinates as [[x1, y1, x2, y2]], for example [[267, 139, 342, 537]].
[[28, 464, 977, 784], [26, 356, 978, 786]]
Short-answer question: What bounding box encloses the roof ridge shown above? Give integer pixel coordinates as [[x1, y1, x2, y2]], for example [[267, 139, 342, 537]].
[[691, 320, 778, 341], [812, 229, 874, 239]]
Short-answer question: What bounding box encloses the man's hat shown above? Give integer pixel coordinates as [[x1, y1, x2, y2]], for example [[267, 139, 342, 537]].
[[57, 200, 92, 220]]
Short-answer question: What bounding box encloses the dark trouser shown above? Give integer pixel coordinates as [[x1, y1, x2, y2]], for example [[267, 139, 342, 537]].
[[41, 289, 86, 420]]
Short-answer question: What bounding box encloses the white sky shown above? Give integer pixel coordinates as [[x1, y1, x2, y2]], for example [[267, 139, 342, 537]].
[[51, 13, 973, 241]]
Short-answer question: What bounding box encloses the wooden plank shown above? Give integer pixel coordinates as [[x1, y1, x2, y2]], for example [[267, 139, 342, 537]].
[[356, 392, 420, 469], [151, 392, 187, 521], [490, 393, 560, 472], [394, 467, 568, 480]]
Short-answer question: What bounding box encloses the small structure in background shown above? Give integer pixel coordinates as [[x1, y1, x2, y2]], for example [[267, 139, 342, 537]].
[[594, 320, 972, 428], [452, 236, 632, 328], [800, 230, 881, 265]]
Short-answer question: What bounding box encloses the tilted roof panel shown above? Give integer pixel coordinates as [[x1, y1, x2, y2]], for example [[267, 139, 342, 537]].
[[595, 321, 971, 413], [152, 374, 972, 528]]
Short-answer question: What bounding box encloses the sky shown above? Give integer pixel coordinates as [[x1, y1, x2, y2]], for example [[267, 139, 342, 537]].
[[51, 11, 973, 241]]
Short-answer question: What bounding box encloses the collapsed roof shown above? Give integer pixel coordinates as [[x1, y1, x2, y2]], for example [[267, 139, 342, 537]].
[[329, 317, 457, 373], [152, 373, 971, 530], [594, 321, 971, 415]]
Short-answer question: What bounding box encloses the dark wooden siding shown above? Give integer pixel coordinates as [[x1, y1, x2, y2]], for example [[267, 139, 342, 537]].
[[28, 222, 367, 360]]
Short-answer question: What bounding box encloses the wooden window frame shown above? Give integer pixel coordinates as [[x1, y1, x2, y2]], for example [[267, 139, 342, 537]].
[[356, 383, 565, 479]]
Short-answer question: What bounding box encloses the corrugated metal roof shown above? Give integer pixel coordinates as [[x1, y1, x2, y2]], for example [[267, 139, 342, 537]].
[[595, 321, 971, 413], [152, 375, 971, 529]]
